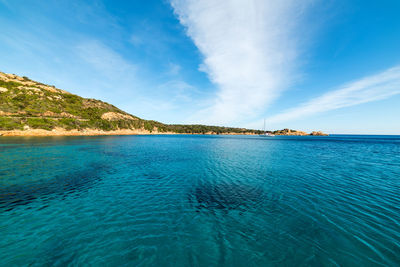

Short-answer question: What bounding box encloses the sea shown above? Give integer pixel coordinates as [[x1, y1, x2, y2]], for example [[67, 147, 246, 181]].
[[0, 134, 399, 266]]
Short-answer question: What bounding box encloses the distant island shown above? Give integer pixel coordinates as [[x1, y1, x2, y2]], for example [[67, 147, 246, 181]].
[[0, 71, 328, 137]]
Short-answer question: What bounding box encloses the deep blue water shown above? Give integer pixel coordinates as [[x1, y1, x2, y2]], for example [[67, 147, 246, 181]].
[[0, 134, 399, 266]]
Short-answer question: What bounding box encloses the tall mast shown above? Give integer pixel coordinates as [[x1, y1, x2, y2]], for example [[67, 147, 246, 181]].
[[263, 119, 266, 133]]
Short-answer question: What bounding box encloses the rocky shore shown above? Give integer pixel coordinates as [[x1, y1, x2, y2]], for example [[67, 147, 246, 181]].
[[0, 128, 328, 137], [0, 128, 168, 137], [272, 129, 328, 136]]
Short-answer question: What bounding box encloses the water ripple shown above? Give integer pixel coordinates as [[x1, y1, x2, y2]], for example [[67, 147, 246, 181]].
[[0, 135, 399, 266]]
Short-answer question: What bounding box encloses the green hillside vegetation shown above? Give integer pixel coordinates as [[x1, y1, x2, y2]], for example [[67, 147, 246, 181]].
[[0, 72, 262, 134]]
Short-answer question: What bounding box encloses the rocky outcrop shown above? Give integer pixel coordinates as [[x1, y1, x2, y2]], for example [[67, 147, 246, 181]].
[[310, 131, 328, 136], [0, 72, 69, 94], [273, 129, 308, 136], [273, 129, 329, 136], [101, 112, 138, 121]]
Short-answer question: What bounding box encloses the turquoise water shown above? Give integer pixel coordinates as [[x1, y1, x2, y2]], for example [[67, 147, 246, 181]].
[[0, 135, 399, 266]]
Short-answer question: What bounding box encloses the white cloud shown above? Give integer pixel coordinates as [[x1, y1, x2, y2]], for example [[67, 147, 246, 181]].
[[170, 0, 314, 124], [266, 66, 400, 123]]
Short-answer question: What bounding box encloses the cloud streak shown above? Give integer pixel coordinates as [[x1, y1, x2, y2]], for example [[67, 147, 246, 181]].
[[75, 40, 137, 80], [267, 66, 400, 123], [170, 0, 314, 124]]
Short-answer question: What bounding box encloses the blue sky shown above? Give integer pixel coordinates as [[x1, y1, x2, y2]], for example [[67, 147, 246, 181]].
[[0, 0, 399, 134]]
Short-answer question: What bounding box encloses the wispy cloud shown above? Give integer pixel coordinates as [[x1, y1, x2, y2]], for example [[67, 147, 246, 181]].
[[266, 66, 400, 123], [166, 62, 182, 76], [170, 0, 314, 124], [75, 40, 137, 80], [130, 35, 144, 46]]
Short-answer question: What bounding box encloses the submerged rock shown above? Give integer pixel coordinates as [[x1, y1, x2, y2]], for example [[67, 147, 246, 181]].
[[189, 182, 264, 211]]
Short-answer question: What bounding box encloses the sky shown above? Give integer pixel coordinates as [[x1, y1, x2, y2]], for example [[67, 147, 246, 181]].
[[0, 0, 399, 134]]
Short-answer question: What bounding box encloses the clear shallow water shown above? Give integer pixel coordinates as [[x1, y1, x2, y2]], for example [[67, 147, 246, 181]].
[[0, 135, 399, 266]]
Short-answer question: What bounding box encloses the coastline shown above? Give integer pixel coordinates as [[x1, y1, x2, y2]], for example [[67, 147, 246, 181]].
[[0, 128, 259, 137], [0, 72, 327, 138], [0, 128, 328, 137], [0, 128, 171, 137]]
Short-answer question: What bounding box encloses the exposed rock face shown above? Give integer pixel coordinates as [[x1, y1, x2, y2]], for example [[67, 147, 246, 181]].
[[273, 129, 329, 136], [310, 131, 328, 136], [101, 112, 137, 121], [273, 129, 308, 136], [0, 72, 69, 94], [41, 111, 78, 118]]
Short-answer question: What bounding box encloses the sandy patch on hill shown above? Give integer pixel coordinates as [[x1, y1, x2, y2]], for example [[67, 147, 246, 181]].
[[101, 112, 137, 121]]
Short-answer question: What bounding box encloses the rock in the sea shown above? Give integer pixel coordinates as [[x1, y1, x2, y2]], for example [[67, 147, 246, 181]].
[[310, 131, 328, 136]]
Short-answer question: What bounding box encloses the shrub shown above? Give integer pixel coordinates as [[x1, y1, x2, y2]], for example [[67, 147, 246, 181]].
[[0, 117, 23, 130], [26, 118, 56, 130]]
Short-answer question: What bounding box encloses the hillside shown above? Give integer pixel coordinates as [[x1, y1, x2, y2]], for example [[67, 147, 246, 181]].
[[0, 71, 265, 136], [0, 71, 327, 136]]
